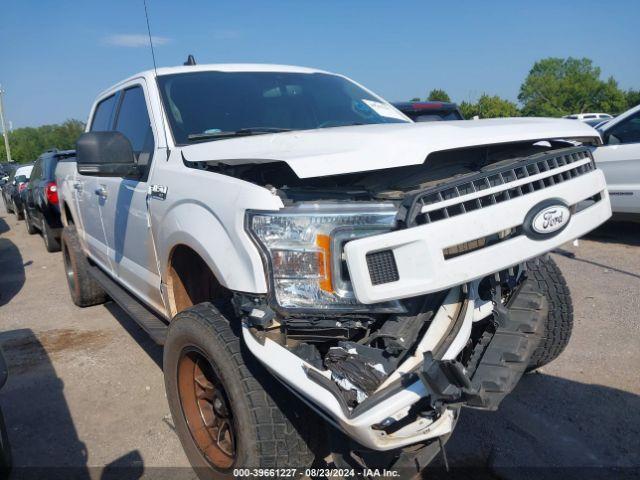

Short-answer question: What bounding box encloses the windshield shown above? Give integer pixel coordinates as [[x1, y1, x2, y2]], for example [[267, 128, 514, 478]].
[[157, 71, 409, 144]]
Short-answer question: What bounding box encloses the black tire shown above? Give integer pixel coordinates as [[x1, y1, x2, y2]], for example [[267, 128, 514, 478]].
[[0, 409, 11, 480], [23, 208, 37, 235], [61, 225, 107, 307], [42, 219, 61, 252], [525, 255, 573, 371], [164, 303, 315, 478]]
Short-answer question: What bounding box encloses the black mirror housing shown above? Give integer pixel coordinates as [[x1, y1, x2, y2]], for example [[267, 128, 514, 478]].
[[76, 131, 142, 178]]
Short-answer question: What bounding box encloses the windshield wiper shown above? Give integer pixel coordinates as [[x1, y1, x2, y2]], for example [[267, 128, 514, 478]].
[[187, 127, 292, 142]]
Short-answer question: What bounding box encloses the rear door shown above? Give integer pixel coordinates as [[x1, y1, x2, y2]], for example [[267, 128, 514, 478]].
[[595, 110, 640, 214], [97, 81, 164, 312], [78, 94, 119, 271]]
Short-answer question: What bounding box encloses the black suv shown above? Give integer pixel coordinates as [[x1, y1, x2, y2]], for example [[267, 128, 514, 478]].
[[393, 101, 464, 122], [22, 150, 74, 252]]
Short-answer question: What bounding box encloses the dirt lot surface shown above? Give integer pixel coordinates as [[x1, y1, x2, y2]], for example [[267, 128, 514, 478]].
[[1, 200, 639, 479]]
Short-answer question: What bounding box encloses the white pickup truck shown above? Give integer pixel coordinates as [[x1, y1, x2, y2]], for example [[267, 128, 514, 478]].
[[56, 62, 611, 476]]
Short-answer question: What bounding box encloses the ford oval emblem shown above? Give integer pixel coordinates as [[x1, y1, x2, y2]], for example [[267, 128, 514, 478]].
[[524, 199, 571, 240]]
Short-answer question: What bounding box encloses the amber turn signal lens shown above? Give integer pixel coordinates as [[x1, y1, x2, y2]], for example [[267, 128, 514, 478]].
[[316, 234, 333, 292]]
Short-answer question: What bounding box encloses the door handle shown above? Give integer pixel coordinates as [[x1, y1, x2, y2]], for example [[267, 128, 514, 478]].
[[94, 186, 108, 198], [73, 182, 82, 190]]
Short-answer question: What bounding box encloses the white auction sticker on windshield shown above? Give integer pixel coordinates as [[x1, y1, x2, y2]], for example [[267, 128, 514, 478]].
[[362, 99, 407, 121]]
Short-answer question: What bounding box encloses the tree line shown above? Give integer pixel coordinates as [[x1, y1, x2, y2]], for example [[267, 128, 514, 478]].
[[416, 57, 639, 119], [0, 119, 85, 164], [1, 57, 638, 163]]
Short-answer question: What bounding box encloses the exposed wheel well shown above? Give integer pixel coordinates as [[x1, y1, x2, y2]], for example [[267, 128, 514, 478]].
[[63, 202, 74, 225], [167, 245, 231, 317]]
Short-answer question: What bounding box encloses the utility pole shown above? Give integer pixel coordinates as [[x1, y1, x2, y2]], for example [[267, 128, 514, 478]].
[[0, 85, 13, 163]]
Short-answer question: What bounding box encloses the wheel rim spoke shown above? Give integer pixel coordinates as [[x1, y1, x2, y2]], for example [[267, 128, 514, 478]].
[[177, 349, 236, 469]]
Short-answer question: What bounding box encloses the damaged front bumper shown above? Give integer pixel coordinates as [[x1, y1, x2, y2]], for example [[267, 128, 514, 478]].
[[242, 277, 547, 450]]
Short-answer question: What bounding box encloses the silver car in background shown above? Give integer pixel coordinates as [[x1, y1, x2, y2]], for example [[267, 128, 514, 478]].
[[593, 104, 640, 219]]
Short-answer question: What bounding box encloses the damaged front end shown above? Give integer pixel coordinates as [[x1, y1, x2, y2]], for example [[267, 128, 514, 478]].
[[231, 142, 609, 452], [236, 265, 548, 451]]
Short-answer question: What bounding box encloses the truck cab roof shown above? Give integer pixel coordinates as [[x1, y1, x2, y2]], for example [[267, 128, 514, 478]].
[[98, 64, 333, 98]]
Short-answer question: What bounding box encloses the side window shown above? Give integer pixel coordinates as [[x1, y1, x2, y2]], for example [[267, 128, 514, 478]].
[[607, 112, 640, 145], [45, 157, 59, 179], [30, 159, 43, 183], [114, 86, 155, 178], [90, 95, 117, 131]]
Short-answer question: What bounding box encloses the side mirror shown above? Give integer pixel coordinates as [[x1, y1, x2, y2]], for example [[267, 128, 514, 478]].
[[76, 131, 142, 178]]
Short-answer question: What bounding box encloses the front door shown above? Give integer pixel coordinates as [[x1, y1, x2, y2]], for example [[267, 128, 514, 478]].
[[97, 82, 165, 313], [78, 94, 120, 271]]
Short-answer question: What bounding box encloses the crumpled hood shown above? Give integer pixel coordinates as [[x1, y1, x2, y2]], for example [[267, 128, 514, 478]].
[[180, 117, 599, 179]]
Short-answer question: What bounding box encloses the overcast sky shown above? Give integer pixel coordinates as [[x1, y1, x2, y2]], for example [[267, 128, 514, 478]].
[[1, 0, 638, 128]]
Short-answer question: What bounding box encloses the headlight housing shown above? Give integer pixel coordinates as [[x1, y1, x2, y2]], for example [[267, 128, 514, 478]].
[[247, 203, 401, 311]]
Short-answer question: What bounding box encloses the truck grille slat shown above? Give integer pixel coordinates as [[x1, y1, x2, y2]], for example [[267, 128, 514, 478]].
[[401, 146, 595, 227]]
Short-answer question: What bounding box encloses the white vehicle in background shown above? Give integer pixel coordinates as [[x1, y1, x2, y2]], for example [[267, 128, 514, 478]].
[[594, 104, 640, 218], [56, 61, 611, 476], [564, 113, 613, 122]]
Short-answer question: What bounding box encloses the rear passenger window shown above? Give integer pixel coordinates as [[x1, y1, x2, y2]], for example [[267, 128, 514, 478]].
[[91, 95, 116, 131], [45, 157, 59, 179], [30, 160, 43, 182], [114, 86, 154, 177]]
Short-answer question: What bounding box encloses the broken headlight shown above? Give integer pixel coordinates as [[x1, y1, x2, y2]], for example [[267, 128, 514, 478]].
[[247, 203, 401, 311]]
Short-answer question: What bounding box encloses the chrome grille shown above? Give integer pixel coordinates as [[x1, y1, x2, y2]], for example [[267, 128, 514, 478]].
[[401, 146, 595, 227]]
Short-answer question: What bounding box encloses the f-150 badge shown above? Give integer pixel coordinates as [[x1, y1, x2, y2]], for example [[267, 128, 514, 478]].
[[149, 184, 168, 200]]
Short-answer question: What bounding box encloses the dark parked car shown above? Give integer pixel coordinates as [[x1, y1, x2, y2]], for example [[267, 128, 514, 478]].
[[0, 164, 12, 196], [0, 163, 13, 179], [1, 163, 32, 219], [1, 166, 16, 212], [0, 162, 17, 178], [22, 150, 74, 252], [393, 101, 464, 122]]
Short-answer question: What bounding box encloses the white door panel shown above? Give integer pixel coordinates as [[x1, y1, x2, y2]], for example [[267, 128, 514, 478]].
[[76, 175, 111, 268], [594, 144, 640, 214], [99, 176, 164, 311]]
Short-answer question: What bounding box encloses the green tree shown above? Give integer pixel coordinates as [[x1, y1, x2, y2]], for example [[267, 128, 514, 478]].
[[459, 94, 520, 119], [410, 97, 421, 102], [0, 119, 85, 163], [459, 101, 476, 119], [625, 89, 640, 110], [518, 57, 626, 117], [427, 88, 451, 102]]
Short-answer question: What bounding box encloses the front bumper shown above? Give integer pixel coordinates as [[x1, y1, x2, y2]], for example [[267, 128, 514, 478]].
[[345, 168, 610, 304], [243, 276, 547, 450]]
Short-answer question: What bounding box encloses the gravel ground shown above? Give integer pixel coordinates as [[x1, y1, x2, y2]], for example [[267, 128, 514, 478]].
[[0, 200, 638, 479]]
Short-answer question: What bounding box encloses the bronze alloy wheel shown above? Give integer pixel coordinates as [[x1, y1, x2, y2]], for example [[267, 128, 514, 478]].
[[177, 348, 236, 469]]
